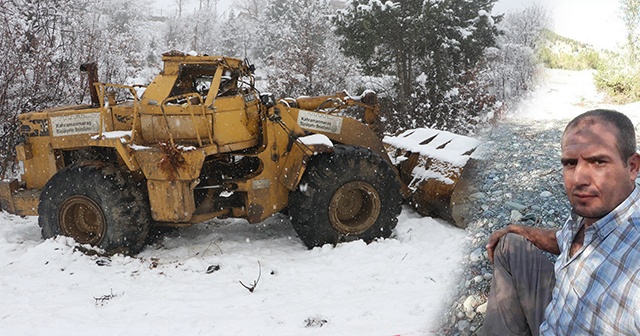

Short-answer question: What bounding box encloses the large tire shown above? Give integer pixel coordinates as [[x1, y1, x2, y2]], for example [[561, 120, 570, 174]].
[[289, 145, 402, 249], [38, 163, 150, 255]]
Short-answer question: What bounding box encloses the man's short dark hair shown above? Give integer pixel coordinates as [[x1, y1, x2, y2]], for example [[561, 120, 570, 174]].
[[564, 109, 637, 161]]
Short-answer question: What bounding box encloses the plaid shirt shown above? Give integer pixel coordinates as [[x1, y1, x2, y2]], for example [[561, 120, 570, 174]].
[[540, 187, 640, 335]]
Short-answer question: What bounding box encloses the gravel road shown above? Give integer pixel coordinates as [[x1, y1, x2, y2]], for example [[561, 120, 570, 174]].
[[436, 116, 575, 335], [433, 67, 630, 335]]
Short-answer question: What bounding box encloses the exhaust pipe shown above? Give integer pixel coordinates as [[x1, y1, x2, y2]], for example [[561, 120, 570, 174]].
[[80, 62, 99, 107]]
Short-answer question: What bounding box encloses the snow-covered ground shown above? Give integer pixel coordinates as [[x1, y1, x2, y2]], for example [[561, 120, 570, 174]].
[[0, 209, 464, 335], [2, 68, 640, 335], [511, 68, 640, 124]]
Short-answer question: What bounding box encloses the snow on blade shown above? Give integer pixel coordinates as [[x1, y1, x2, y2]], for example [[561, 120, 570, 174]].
[[383, 128, 479, 167], [410, 164, 455, 186]]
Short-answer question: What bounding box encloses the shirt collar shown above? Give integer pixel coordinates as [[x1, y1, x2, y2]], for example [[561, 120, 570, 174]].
[[573, 186, 640, 239]]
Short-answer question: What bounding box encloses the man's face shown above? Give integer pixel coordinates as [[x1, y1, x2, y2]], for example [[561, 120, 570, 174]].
[[561, 120, 640, 225]]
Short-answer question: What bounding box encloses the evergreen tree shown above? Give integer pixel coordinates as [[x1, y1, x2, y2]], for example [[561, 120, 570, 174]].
[[334, 0, 500, 133], [218, 10, 250, 57]]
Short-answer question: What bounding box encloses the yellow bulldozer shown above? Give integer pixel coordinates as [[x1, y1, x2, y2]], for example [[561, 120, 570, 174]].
[[0, 51, 478, 255]]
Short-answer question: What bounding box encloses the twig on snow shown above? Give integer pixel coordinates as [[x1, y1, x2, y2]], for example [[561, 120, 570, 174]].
[[239, 261, 262, 293], [94, 289, 118, 306]]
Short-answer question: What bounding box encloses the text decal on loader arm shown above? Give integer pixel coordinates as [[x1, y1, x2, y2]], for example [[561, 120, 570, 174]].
[[50, 113, 101, 136], [297, 110, 343, 134]]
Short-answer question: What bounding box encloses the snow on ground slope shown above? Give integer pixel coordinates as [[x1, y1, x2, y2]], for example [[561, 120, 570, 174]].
[[0, 207, 465, 335], [511, 68, 640, 140], [512, 68, 640, 123], [512, 68, 604, 121]]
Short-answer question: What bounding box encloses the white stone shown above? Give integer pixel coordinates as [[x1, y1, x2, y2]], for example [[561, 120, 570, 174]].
[[540, 191, 553, 198], [463, 295, 481, 312], [476, 302, 488, 314], [510, 210, 523, 222], [469, 248, 484, 262]]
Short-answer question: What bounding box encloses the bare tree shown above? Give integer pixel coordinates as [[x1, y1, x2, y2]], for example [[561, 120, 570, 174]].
[[237, 0, 260, 17], [0, 0, 86, 177], [174, 0, 190, 18], [485, 4, 551, 106], [500, 3, 551, 49]]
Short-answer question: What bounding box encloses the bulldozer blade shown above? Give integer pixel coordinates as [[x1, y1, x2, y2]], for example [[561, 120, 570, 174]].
[[384, 128, 480, 228]]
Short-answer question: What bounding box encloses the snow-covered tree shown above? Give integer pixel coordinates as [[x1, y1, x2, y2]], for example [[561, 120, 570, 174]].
[[0, 0, 153, 176], [188, 0, 221, 53], [218, 9, 252, 58], [485, 4, 550, 105], [334, 0, 501, 134], [250, 0, 359, 97], [0, 0, 89, 176]]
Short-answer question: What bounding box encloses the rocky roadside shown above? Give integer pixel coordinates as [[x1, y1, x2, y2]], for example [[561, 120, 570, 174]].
[[436, 116, 574, 336]]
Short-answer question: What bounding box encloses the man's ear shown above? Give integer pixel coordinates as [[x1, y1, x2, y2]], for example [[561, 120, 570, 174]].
[[628, 152, 640, 179]]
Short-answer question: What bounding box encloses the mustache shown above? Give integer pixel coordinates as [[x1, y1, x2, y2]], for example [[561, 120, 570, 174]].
[[571, 186, 599, 197]]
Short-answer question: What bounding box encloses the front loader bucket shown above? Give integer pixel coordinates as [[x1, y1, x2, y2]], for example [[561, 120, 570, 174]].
[[384, 128, 480, 228]]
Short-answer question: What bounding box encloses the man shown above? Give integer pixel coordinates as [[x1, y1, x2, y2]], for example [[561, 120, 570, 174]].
[[483, 109, 640, 335]]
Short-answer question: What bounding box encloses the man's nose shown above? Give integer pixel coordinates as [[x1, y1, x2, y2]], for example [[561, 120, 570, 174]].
[[573, 161, 591, 185]]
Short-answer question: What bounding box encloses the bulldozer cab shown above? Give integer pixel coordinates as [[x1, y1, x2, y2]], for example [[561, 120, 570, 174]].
[[164, 64, 240, 101], [167, 64, 216, 101], [138, 55, 261, 151]]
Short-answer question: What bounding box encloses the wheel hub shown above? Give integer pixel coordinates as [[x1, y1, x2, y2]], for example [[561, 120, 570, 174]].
[[59, 195, 106, 245], [329, 181, 381, 234]]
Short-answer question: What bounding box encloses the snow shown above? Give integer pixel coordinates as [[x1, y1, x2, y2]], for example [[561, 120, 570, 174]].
[[384, 128, 480, 167], [298, 134, 333, 147], [92, 130, 132, 140], [356, 1, 399, 12], [129, 144, 152, 151], [178, 145, 197, 151], [0, 209, 464, 335], [409, 166, 455, 186], [511, 68, 640, 126]]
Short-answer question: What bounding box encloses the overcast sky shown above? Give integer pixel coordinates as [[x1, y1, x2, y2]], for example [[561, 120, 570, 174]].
[[494, 0, 625, 50]]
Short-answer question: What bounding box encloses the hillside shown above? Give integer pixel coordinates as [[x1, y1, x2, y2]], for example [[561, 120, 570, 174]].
[[537, 29, 603, 71]]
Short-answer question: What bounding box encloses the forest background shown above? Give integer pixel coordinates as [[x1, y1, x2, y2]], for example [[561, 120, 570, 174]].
[[0, 0, 638, 178]]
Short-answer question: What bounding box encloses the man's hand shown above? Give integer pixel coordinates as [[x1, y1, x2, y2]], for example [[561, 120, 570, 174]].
[[486, 225, 515, 264], [486, 224, 560, 264]]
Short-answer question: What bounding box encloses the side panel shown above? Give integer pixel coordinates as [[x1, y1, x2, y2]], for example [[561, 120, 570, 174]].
[[212, 94, 260, 150], [147, 180, 196, 222], [19, 137, 62, 190], [140, 112, 213, 144], [134, 148, 205, 222], [0, 180, 39, 216]]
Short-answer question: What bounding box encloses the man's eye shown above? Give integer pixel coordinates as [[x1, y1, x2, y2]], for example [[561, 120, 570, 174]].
[[562, 161, 576, 167]]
